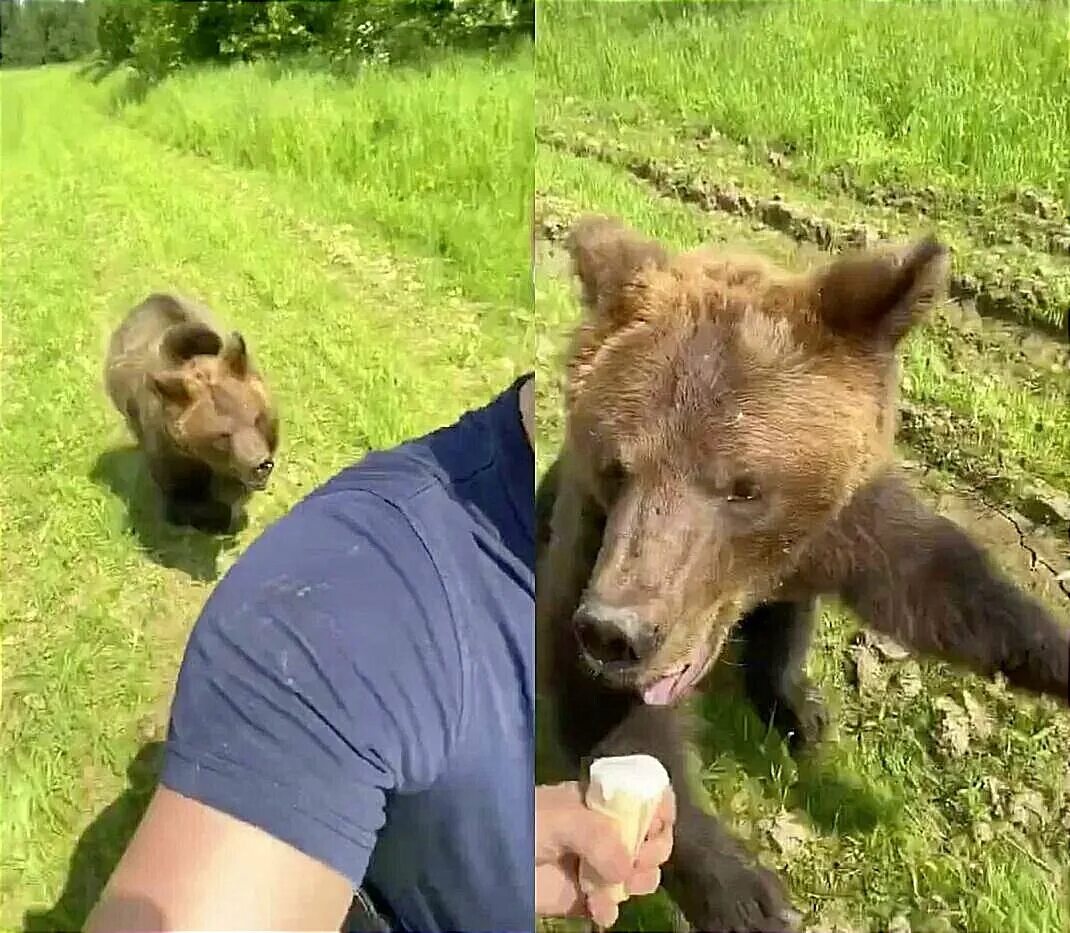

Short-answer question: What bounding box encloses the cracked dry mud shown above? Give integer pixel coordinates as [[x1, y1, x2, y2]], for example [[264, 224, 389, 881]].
[[906, 465, 1069, 610]]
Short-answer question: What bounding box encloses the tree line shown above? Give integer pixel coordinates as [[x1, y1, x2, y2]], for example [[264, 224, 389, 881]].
[[1, 1, 534, 75], [1, 0, 99, 68]]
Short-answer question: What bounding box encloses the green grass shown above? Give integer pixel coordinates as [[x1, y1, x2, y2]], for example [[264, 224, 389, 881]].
[[537, 0, 1070, 205], [535, 4, 1070, 931], [95, 49, 535, 316], [0, 50, 531, 930]]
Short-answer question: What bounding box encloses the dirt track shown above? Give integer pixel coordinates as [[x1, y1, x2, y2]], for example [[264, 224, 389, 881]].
[[540, 129, 1070, 339]]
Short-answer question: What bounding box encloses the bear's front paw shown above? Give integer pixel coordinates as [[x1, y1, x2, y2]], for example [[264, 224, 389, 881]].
[[667, 847, 799, 933], [747, 676, 829, 755], [774, 682, 829, 755]]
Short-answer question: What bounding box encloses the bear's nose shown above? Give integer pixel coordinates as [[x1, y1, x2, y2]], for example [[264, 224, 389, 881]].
[[255, 458, 274, 478], [573, 600, 659, 672]]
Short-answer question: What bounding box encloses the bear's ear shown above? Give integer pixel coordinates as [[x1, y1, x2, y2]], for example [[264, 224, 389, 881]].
[[221, 331, 248, 377], [813, 236, 949, 345], [160, 322, 223, 363], [566, 214, 669, 326], [149, 370, 191, 404]]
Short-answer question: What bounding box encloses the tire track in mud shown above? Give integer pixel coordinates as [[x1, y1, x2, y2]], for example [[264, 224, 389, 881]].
[[682, 123, 1070, 260], [535, 190, 1069, 385], [540, 129, 1070, 340], [824, 177, 1070, 260]]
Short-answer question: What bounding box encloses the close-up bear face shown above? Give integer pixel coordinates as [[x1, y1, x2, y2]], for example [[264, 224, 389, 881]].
[[562, 215, 949, 704]]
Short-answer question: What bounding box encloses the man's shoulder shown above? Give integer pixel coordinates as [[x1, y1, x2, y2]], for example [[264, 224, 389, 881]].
[[309, 444, 450, 513], [201, 457, 454, 633], [260, 432, 459, 552], [160, 454, 474, 889], [194, 381, 527, 640]]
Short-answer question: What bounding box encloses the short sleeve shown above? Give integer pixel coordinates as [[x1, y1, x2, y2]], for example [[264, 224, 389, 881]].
[[159, 489, 464, 888]]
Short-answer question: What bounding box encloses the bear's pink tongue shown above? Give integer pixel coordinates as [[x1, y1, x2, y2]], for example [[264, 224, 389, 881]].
[[642, 643, 713, 706]]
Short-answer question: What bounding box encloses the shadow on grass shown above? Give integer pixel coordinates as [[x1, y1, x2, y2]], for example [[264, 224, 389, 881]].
[[22, 743, 165, 933], [696, 664, 901, 836], [89, 446, 226, 583], [106, 71, 154, 110], [76, 58, 119, 85]]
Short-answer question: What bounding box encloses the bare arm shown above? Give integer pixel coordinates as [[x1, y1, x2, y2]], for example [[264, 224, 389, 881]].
[[85, 786, 353, 932]]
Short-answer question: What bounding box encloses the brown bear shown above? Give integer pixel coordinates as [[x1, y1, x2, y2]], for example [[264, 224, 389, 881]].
[[536, 215, 1070, 932], [104, 293, 279, 535]]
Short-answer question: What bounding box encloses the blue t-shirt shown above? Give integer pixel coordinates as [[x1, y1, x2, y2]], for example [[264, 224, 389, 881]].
[[160, 376, 535, 933]]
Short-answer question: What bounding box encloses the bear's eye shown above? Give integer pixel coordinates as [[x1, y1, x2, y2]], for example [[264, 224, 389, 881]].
[[726, 477, 762, 503]]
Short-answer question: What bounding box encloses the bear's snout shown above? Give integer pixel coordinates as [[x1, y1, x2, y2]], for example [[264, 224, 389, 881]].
[[249, 457, 275, 489], [573, 599, 662, 677]]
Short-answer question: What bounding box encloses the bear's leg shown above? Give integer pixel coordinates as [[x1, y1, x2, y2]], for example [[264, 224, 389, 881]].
[[806, 472, 1069, 705], [164, 492, 234, 535], [535, 456, 562, 553], [149, 455, 234, 535], [589, 699, 798, 933], [211, 475, 251, 534], [737, 599, 829, 753]]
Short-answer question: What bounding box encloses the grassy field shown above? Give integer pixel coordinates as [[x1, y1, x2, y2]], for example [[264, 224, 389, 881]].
[[538, 0, 1070, 203], [0, 47, 532, 930], [535, 3, 1070, 933]]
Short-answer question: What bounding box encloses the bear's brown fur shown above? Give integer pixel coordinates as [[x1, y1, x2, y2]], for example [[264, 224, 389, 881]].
[[105, 293, 279, 534], [537, 215, 1070, 931]]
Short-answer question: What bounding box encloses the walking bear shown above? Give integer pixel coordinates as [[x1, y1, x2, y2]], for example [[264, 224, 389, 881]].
[[537, 215, 1070, 931], [105, 293, 279, 535]]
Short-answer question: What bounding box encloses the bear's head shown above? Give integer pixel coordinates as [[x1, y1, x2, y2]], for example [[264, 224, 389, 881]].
[[562, 215, 948, 704], [150, 322, 278, 490]]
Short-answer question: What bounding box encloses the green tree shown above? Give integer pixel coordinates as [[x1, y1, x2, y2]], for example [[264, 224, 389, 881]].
[[93, 0, 533, 79], [1, 0, 98, 68], [2, 1, 45, 67]]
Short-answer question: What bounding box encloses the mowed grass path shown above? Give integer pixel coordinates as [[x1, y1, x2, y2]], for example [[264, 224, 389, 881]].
[[1, 55, 531, 930]]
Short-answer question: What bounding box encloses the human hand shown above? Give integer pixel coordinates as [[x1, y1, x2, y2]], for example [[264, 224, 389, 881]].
[[535, 781, 675, 928]]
